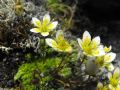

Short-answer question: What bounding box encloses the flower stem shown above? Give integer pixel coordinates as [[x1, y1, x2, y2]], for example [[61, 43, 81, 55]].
[[57, 53, 66, 71], [43, 38, 46, 58], [80, 55, 86, 66], [41, 37, 46, 63]]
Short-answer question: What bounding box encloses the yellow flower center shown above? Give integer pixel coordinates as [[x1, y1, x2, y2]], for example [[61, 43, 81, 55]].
[[57, 40, 69, 51]]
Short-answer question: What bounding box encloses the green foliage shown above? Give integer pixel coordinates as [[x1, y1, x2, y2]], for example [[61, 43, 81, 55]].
[[25, 53, 32, 60], [14, 62, 38, 90], [14, 57, 62, 90], [12, 12, 118, 90], [46, 0, 74, 30], [47, 0, 59, 5], [59, 67, 71, 77]]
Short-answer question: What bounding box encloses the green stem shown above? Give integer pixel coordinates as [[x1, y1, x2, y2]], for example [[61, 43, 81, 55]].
[[57, 53, 65, 71], [80, 55, 86, 66], [42, 38, 46, 63], [43, 38, 45, 58]]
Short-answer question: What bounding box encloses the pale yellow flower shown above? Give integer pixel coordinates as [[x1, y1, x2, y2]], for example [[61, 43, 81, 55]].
[[95, 48, 116, 71], [30, 14, 58, 36], [108, 68, 120, 90], [46, 30, 72, 53], [77, 31, 105, 56], [104, 46, 112, 53]]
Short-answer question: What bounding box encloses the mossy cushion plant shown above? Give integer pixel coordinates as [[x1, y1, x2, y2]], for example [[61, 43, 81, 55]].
[[14, 57, 62, 90], [14, 14, 118, 90]]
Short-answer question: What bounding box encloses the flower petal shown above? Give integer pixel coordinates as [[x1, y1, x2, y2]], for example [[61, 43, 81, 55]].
[[97, 82, 103, 89], [56, 30, 64, 37], [83, 31, 91, 40], [104, 46, 112, 53], [82, 31, 91, 45], [93, 45, 105, 56], [106, 63, 114, 71], [32, 17, 41, 27], [30, 28, 40, 33], [90, 36, 100, 48], [77, 38, 83, 49], [108, 72, 112, 79], [65, 46, 72, 53], [43, 14, 50, 24], [109, 84, 115, 90], [41, 32, 49, 36], [104, 52, 116, 63], [48, 21, 58, 30], [116, 86, 120, 90], [113, 67, 120, 78], [56, 30, 64, 41], [46, 38, 58, 50]]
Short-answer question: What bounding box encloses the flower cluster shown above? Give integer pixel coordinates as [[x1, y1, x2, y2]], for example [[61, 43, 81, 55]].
[[30, 14, 72, 53], [95, 46, 116, 71], [30, 14, 119, 89], [108, 68, 120, 90], [97, 68, 120, 90], [77, 31, 118, 90], [77, 31, 116, 70]]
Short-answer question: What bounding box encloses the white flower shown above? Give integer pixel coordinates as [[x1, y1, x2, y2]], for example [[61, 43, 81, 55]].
[[108, 68, 120, 90], [77, 31, 105, 56], [30, 14, 58, 36], [46, 30, 72, 53], [95, 44, 116, 71]]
